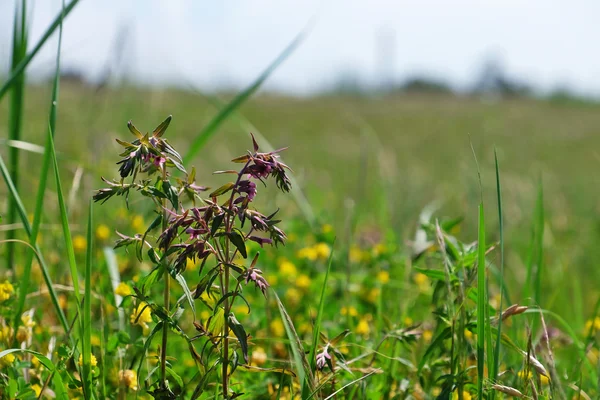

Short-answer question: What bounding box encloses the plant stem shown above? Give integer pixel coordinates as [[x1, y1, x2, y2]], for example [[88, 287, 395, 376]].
[[160, 166, 169, 390]]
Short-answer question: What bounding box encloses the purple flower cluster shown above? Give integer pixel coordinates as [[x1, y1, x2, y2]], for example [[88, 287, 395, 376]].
[[316, 346, 332, 370]]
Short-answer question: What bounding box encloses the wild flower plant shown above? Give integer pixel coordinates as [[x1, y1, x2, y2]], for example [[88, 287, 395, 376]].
[[94, 116, 291, 398]]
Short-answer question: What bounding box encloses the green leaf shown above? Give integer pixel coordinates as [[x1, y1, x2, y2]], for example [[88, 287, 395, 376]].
[[209, 182, 234, 198], [228, 313, 249, 364], [81, 200, 94, 399], [152, 115, 172, 138], [165, 366, 184, 389], [211, 213, 225, 236], [207, 307, 225, 337], [173, 272, 195, 314], [228, 230, 247, 259]]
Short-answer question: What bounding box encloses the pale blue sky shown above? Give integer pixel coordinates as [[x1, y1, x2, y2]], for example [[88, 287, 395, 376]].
[[1, 0, 599, 96]]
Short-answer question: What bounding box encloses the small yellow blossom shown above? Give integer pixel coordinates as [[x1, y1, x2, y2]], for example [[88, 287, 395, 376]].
[[270, 319, 285, 337], [314, 243, 331, 260], [78, 354, 98, 367], [377, 270, 390, 284], [349, 246, 365, 263], [452, 391, 472, 400], [73, 235, 87, 253], [0, 326, 13, 343], [278, 259, 297, 276], [285, 288, 301, 306], [413, 273, 428, 285], [0, 281, 14, 301], [115, 282, 132, 297], [587, 347, 599, 365], [95, 224, 111, 241], [130, 302, 153, 333], [251, 347, 268, 366], [372, 243, 387, 257], [186, 258, 198, 272], [295, 274, 312, 290], [31, 384, 42, 397], [356, 318, 370, 336], [422, 330, 433, 342], [518, 370, 550, 385], [0, 352, 15, 367], [404, 317, 413, 326], [585, 317, 600, 336], [341, 306, 359, 317], [322, 224, 333, 234], [91, 335, 101, 347], [16, 326, 30, 343], [21, 313, 36, 328], [131, 215, 145, 231], [297, 246, 318, 261], [366, 288, 380, 304], [118, 369, 138, 390], [464, 329, 474, 341], [58, 294, 68, 310]]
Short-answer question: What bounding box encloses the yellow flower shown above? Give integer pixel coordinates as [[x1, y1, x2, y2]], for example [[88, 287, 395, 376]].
[[356, 319, 370, 336], [297, 246, 318, 261], [464, 329, 474, 341], [58, 294, 68, 310], [584, 317, 600, 336], [270, 319, 285, 337], [91, 335, 101, 347], [0, 281, 14, 301], [73, 235, 87, 253], [0, 326, 13, 342], [0, 352, 15, 367], [186, 258, 198, 272], [130, 302, 153, 332], [16, 326, 29, 343], [278, 259, 297, 276], [322, 224, 333, 234], [131, 215, 145, 231], [349, 246, 363, 263], [452, 391, 472, 400], [341, 306, 358, 317], [413, 273, 430, 292], [285, 288, 301, 307], [251, 347, 268, 366], [541, 374, 550, 385], [422, 330, 433, 342], [404, 317, 413, 326], [372, 243, 387, 257], [366, 288, 380, 304], [78, 354, 98, 367], [31, 384, 42, 397], [314, 243, 331, 260], [118, 369, 138, 390], [295, 274, 312, 290], [115, 282, 132, 297], [21, 313, 36, 328], [95, 224, 111, 241], [377, 270, 390, 284]]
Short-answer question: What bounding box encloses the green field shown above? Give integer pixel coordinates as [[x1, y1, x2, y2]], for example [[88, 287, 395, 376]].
[[2, 80, 600, 399]]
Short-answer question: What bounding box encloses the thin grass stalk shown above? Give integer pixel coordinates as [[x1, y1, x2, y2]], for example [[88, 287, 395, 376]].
[[6, 0, 28, 271], [492, 148, 504, 393], [183, 26, 309, 164], [0, 153, 69, 335], [82, 201, 93, 398], [160, 165, 170, 391], [0, 0, 80, 102]]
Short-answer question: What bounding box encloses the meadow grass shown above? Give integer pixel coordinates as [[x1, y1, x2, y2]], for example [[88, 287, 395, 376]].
[[2, 5, 600, 399]]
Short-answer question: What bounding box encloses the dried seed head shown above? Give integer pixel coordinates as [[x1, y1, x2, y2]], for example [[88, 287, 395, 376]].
[[491, 384, 524, 398]]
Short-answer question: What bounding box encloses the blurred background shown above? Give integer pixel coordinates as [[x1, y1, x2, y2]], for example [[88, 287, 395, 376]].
[[2, 1, 600, 312]]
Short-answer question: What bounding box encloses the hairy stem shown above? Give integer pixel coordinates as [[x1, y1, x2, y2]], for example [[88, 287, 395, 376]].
[[160, 166, 170, 390]]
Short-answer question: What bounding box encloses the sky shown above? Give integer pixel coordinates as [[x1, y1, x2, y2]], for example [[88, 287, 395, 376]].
[[1, 0, 599, 96]]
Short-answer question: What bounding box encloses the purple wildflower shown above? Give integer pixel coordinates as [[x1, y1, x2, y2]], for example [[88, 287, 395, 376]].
[[244, 268, 269, 297], [237, 180, 257, 201], [316, 345, 332, 370]]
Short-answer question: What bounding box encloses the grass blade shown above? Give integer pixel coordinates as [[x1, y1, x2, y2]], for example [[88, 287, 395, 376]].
[[6, 0, 28, 271], [81, 200, 93, 399], [304, 243, 334, 397], [524, 179, 544, 305], [183, 27, 309, 164], [14, 0, 64, 329], [0, 0, 80, 102], [0, 153, 69, 335], [272, 291, 315, 395], [492, 148, 504, 389]]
